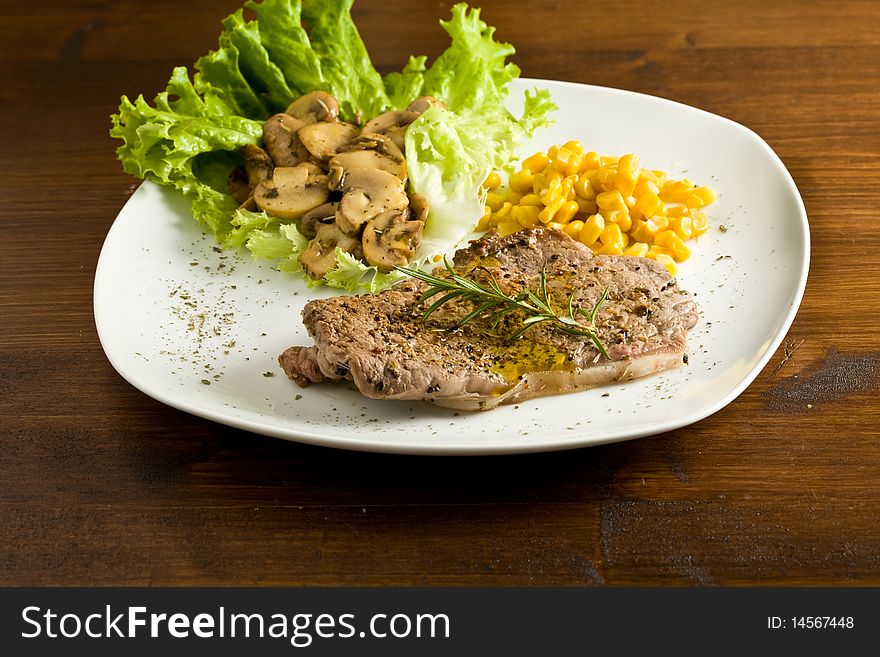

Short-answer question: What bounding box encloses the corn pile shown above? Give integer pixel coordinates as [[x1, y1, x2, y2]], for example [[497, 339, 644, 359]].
[[479, 141, 716, 275]]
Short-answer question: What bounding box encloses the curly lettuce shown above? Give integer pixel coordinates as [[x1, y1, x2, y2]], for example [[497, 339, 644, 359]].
[[110, 0, 555, 293]]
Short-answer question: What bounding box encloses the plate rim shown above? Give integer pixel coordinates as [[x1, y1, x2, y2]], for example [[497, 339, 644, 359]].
[[94, 79, 811, 455]]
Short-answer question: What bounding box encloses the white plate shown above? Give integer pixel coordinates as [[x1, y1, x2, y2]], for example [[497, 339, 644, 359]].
[[94, 79, 809, 455]]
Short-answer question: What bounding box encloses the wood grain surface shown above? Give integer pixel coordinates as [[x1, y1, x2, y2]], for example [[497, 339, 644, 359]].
[[1, 0, 878, 586]]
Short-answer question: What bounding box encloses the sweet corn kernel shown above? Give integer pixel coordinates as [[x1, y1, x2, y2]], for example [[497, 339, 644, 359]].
[[635, 192, 665, 218], [614, 154, 640, 196], [545, 169, 564, 185], [554, 146, 583, 176], [581, 169, 600, 190], [670, 215, 693, 240], [645, 169, 668, 185], [546, 221, 568, 232], [653, 252, 678, 276], [618, 153, 640, 174], [579, 214, 605, 246], [596, 166, 618, 187], [580, 151, 601, 171], [646, 245, 674, 259], [596, 243, 625, 256], [543, 178, 574, 206], [555, 200, 580, 224], [477, 205, 493, 230], [493, 201, 513, 220], [627, 205, 644, 223], [600, 223, 625, 249], [630, 219, 653, 244], [531, 173, 546, 195], [552, 148, 569, 172], [654, 230, 691, 261], [485, 192, 505, 212], [672, 241, 691, 262], [602, 208, 632, 232], [686, 186, 718, 208], [644, 215, 670, 235], [596, 190, 627, 212], [634, 177, 660, 198], [614, 170, 638, 196], [496, 218, 521, 237], [665, 204, 688, 218], [539, 198, 567, 224], [690, 211, 709, 235], [574, 174, 596, 199], [509, 170, 535, 194], [519, 193, 543, 207], [540, 187, 562, 208], [564, 220, 585, 239], [660, 179, 695, 203], [563, 140, 585, 155], [576, 198, 598, 215], [506, 191, 523, 205], [522, 152, 550, 174], [512, 205, 541, 227], [482, 172, 501, 189], [540, 179, 558, 201], [624, 242, 650, 257]]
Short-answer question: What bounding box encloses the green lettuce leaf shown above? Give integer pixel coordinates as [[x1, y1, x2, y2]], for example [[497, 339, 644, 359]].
[[299, 0, 391, 120], [383, 56, 428, 110], [423, 4, 520, 116], [111, 0, 390, 250], [110, 0, 556, 293], [324, 250, 408, 293], [246, 222, 309, 274], [404, 4, 557, 258], [110, 66, 263, 238]]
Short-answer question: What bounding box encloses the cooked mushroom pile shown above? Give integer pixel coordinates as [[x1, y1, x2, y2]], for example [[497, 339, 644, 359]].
[[228, 91, 445, 278]]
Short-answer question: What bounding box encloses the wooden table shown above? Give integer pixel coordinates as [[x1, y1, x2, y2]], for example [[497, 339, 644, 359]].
[[2, 0, 878, 586]]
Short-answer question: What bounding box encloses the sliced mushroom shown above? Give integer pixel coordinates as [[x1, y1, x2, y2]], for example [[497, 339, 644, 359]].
[[407, 95, 446, 114], [330, 149, 407, 183], [253, 163, 329, 220], [262, 113, 310, 167], [286, 91, 339, 125], [360, 110, 419, 151], [362, 210, 425, 272], [298, 122, 359, 162], [227, 166, 251, 205], [345, 133, 406, 160], [328, 135, 407, 185], [361, 110, 419, 135], [408, 193, 430, 223], [335, 168, 409, 236], [239, 196, 258, 212], [229, 144, 276, 207], [241, 144, 274, 187], [299, 223, 361, 279], [298, 202, 338, 239]]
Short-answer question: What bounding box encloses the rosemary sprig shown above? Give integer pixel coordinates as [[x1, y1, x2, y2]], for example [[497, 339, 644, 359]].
[[395, 258, 610, 359]]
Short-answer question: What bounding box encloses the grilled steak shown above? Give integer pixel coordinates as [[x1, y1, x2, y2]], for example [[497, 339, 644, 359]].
[[279, 227, 698, 410]]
